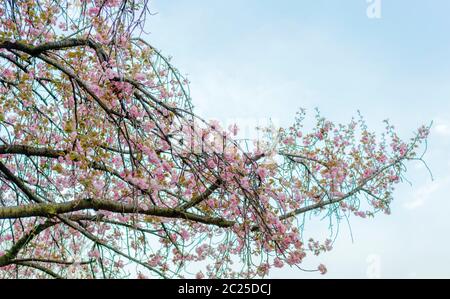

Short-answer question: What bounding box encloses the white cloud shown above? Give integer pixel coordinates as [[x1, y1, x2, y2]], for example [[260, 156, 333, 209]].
[[403, 176, 450, 210], [190, 69, 318, 124], [433, 119, 450, 137]]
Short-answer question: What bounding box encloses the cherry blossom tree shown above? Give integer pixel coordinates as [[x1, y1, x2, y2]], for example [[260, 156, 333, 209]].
[[0, 0, 430, 279]]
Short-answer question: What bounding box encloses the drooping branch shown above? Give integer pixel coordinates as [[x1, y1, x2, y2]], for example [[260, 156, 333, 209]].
[[0, 220, 58, 267], [14, 261, 64, 279]]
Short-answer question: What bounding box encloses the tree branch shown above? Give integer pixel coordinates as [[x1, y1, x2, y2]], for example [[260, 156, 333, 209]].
[[0, 198, 234, 228]]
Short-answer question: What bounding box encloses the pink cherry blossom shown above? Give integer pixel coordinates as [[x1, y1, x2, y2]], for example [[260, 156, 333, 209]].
[[318, 264, 327, 275]]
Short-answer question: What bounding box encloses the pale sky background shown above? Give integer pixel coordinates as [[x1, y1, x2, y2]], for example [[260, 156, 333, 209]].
[[146, 0, 450, 278]]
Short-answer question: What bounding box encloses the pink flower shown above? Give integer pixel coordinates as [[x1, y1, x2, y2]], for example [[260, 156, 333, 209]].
[[92, 179, 105, 191], [105, 68, 117, 80], [116, 214, 129, 222], [398, 143, 408, 156], [286, 252, 300, 265], [2, 69, 14, 79], [112, 156, 122, 167], [283, 137, 295, 145], [318, 264, 327, 275], [257, 263, 270, 277], [389, 175, 400, 183], [135, 73, 146, 81], [209, 120, 221, 131], [88, 7, 100, 17], [148, 255, 162, 267], [130, 105, 143, 118], [180, 229, 190, 241], [256, 167, 268, 180], [240, 177, 250, 189], [114, 260, 125, 268], [418, 126, 430, 139], [137, 272, 148, 279], [88, 249, 100, 259], [363, 168, 375, 179], [273, 257, 284, 268], [377, 154, 387, 164], [207, 159, 216, 169], [355, 211, 367, 218], [143, 121, 155, 132], [277, 192, 286, 202], [228, 124, 239, 136]]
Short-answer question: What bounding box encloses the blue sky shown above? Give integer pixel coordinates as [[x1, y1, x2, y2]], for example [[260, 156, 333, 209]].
[[147, 0, 450, 278]]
